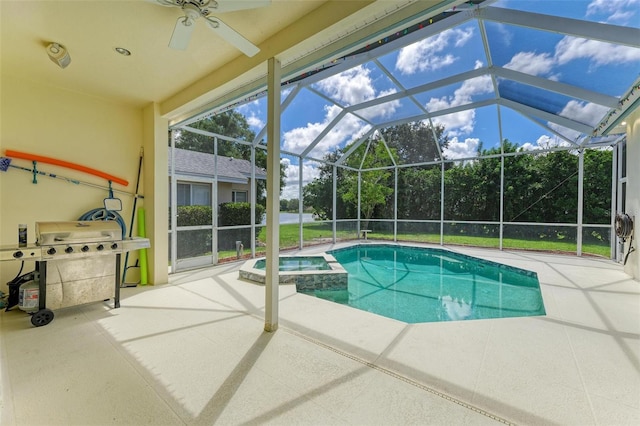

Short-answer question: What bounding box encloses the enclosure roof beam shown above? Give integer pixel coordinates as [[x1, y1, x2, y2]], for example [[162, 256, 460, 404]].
[[335, 128, 376, 165], [492, 67, 620, 108], [293, 6, 477, 90], [253, 84, 302, 146], [499, 98, 594, 136], [478, 6, 640, 48], [428, 98, 495, 118], [300, 109, 348, 158], [180, 125, 252, 146]]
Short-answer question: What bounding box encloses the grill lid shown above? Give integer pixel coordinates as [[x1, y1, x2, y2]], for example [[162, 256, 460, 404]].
[[36, 221, 122, 246]]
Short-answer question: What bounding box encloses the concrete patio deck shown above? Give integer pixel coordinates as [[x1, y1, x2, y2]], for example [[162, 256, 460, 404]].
[[1, 242, 638, 425]]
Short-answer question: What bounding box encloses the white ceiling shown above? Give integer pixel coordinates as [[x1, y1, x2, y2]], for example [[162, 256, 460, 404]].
[[1, 0, 456, 122]]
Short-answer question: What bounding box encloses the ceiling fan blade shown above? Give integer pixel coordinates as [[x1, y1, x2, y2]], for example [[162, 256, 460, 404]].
[[212, 0, 271, 13], [169, 16, 196, 50], [205, 17, 260, 57], [153, 0, 180, 6]]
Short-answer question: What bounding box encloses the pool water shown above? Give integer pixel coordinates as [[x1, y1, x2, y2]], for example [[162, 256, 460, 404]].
[[325, 245, 545, 323], [253, 256, 331, 271]]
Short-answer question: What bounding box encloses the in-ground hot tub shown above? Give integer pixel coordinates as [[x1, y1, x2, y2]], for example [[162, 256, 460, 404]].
[[239, 253, 348, 294]]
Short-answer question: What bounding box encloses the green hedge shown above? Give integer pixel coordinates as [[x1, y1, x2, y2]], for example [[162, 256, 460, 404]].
[[218, 202, 264, 251], [172, 203, 265, 254], [218, 202, 265, 226], [174, 203, 265, 227], [176, 205, 212, 226]]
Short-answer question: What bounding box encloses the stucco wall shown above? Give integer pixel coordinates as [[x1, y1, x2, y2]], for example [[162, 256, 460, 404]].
[[0, 76, 144, 292], [217, 182, 251, 204]]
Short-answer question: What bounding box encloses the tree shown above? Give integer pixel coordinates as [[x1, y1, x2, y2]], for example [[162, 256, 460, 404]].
[[176, 111, 255, 155], [394, 165, 441, 220], [287, 198, 300, 211], [175, 111, 287, 205], [340, 139, 397, 225], [302, 123, 613, 237], [382, 121, 447, 163], [583, 149, 612, 224], [304, 122, 445, 222], [303, 151, 351, 220]]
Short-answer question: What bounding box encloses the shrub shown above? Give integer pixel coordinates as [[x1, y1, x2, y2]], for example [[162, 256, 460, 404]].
[[218, 202, 264, 226], [218, 202, 265, 251], [176, 205, 212, 226]]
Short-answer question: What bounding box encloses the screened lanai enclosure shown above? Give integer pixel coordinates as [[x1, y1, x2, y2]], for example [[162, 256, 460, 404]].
[[168, 0, 639, 272]]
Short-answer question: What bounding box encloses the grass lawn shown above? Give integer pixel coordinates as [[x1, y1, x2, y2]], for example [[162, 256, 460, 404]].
[[242, 222, 610, 258]]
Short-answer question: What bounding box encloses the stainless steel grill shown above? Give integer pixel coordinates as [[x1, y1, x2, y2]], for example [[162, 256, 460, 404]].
[[1, 220, 150, 326], [37, 220, 123, 259]]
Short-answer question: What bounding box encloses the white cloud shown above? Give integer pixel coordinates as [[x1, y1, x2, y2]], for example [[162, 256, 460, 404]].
[[236, 100, 264, 131], [442, 137, 480, 159], [554, 36, 640, 67], [283, 65, 393, 157], [357, 89, 401, 121], [315, 66, 402, 122], [280, 158, 321, 200], [494, 23, 513, 46], [315, 65, 376, 106], [282, 105, 371, 158], [504, 51, 555, 76], [395, 27, 474, 75], [587, 0, 639, 23], [559, 100, 610, 127], [533, 101, 610, 144], [520, 135, 574, 151], [425, 74, 493, 136], [431, 109, 476, 137], [246, 114, 264, 130], [607, 10, 636, 22]]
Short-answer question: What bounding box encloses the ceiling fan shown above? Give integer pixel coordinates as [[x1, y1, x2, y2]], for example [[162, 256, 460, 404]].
[[153, 0, 270, 57]]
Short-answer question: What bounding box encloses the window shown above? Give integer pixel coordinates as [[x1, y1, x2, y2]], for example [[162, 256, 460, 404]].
[[177, 183, 190, 206], [177, 182, 211, 206], [192, 184, 210, 206], [232, 191, 248, 203]]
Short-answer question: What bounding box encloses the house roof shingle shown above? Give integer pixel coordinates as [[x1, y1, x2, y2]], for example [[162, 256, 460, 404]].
[[169, 147, 267, 183]]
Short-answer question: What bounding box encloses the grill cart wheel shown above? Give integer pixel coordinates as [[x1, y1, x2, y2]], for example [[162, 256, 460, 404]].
[[31, 309, 54, 327]]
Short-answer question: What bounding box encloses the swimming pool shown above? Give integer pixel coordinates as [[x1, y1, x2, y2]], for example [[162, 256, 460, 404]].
[[322, 244, 545, 323]]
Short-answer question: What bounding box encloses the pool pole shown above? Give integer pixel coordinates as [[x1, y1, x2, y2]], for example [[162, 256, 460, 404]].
[[137, 207, 148, 285]]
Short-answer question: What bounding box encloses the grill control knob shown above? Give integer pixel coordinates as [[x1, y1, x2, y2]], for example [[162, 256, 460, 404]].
[[111, 243, 118, 250], [47, 247, 56, 255], [81, 245, 90, 252], [65, 246, 74, 254], [13, 251, 23, 259], [97, 244, 104, 251]]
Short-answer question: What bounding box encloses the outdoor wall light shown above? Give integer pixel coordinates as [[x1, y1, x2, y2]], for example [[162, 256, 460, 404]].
[[46, 42, 71, 69]]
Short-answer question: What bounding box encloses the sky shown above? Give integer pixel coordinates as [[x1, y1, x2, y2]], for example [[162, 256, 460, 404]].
[[232, 0, 640, 200]]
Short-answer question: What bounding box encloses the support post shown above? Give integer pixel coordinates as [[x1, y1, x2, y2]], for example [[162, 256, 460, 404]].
[[394, 167, 398, 242], [170, 130, 178, 274], [213, 137, 219, 265], [251, 144, 257, 257], [332, 165, 337, 243], [577, 149, 584, 256], [265, 57, 281, 332], [299, 155, 304, 249]]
